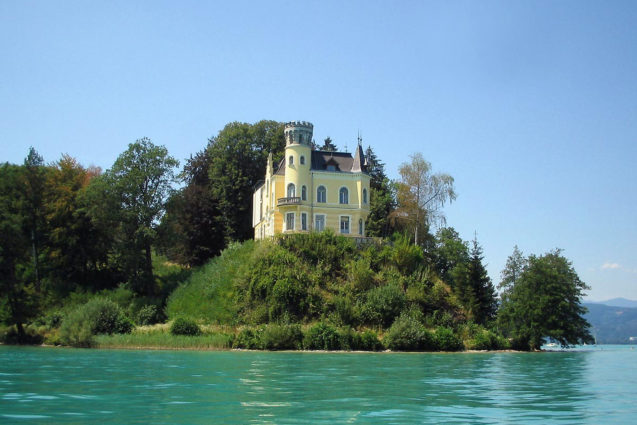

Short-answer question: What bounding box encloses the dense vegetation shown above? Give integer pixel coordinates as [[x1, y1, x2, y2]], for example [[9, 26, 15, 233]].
[[1, 120, 593, 351]]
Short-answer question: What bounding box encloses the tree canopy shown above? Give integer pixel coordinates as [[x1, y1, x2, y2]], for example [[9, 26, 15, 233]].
[[497, 249, 593, 350]]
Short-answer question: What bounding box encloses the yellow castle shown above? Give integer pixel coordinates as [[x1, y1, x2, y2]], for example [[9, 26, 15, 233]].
[[253, 121, 370, 239]]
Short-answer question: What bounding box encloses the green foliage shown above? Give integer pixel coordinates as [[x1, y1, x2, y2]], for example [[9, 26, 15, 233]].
[[208, 121, 286, 243], [87, 138, 179, 295], [233, 328, 260, 349], [259, 323, 303, 350], [170, 317, 202, 336], [338, 327, 383, 351], [364, 146, 396, 238], [59, 298, 132, 347], [360, 283, 406, 328], [433, 326, 463, 351], [136, 305, 160, 326], [304, 322, 341, 350], [498, 249, 593, 350], [383, 313, 434, 351]]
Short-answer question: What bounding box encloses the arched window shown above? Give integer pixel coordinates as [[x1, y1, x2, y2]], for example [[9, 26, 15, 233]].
[[317, 186, 326, 203], [287, 183, 296, 198], [339, 187, 349, 204], [359, 219, 363, 235], [289, 155, 294, 166], [300, 155, 305, 165], [301, 185, 307, 201], [363, 188, 368, 204]]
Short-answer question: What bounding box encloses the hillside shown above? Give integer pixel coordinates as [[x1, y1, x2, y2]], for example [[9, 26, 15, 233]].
[[584, 303, 637, 344]]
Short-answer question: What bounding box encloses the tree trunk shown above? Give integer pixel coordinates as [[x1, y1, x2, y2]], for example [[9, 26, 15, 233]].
[[144, 242, 154, 295]]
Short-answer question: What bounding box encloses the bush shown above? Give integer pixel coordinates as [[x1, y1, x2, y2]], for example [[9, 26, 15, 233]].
[[170, 317, 201, 336], [1, 325, 45, 345], [360, 284, 406, 328], [304, 322, 341, 350], [467, 329, 510, 350], [259, 323, 303, 350], [433, 326, 463, 351], [338, 327, 382, 351], [136, 305, 160, 326], [383, 314, 433, 351], [59, 298, 133, 348], [233, 328, 259, 349]]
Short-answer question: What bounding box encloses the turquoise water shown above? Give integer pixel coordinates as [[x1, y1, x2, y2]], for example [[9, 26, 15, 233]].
[[1, 345, 636, 424]]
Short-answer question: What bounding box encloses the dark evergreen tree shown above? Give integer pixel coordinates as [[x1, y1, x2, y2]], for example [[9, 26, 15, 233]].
[[321, 136, 337, 152], [364, 146, 396, 237], [22, 147, 47, 290], [464, 237, 497, 324]]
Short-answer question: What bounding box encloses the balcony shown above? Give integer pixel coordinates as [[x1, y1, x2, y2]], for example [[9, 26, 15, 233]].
[[277, 197, 301, 206]]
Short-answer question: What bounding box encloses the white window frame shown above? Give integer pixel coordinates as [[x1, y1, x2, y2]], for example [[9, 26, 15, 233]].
[[300, 155, 305, 165], [363, 188, 368, 204], [339, 186, 349, 204], [288, 155, 294, 166], [340, 215, 350, 234], [285, 212, 295, 231], [287, 183, 296, 198], [301, 185, 307, 201], [301, 212, 307, 231], [317, 185, 327, 203], [314, 214, 326, 232], [359, 218, 363, 235]]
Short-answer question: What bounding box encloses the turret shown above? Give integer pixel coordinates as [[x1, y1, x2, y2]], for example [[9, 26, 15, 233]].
[[284, 121, 314, 146]]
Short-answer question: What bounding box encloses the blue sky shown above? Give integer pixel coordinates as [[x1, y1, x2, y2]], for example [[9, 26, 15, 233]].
[[1, 1, 635, 301]]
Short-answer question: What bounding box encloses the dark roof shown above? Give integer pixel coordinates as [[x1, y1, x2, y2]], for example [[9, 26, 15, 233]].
[[274, 149, 367, 175]]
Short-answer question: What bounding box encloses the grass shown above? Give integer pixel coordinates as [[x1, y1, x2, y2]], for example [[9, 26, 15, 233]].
[[165, 241, 256, 324], [94, 324, 234, 350]]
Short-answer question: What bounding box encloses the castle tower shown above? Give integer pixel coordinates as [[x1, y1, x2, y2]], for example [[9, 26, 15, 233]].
[[283, 121, 313, 202]]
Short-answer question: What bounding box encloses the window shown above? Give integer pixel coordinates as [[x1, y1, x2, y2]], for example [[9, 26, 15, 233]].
[[363, 188, 368, 204], [301, 185, 307, 201], [315, 214, 325, 232], [286, 212, 295, 231], [287, 183, 296, 198], [339, 187, 348, 204], [300, 155, 305, 165], [317, 186, 326, 203], [359, 219, 363, 235], [340, 216, 350, 234], [301, 213, 307, 231], [289, 155, 294, 166], [327, 165, 336, 171]]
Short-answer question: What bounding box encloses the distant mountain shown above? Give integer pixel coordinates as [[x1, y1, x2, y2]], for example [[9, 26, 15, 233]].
[[593, 298, 637, 308], [583, 303, 637, 344]]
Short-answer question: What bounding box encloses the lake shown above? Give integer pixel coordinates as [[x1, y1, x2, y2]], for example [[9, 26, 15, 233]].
[[1, 345, 636, 424]]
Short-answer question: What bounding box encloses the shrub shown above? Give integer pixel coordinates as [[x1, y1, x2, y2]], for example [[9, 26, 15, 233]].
[[433, 326, 463, 351], [383, 314, 433, 351], [233, 328, 259, 349], [170, 317, 201, 336], [304, 322, 340, 350], [467, 329, 510, 350], [136, 305, 160, 326], [259, 324, 303, 350], [360, 284, 406, 328], [1, 325, 45, 345], [338, 327, 382, 351], [59, 298, 133, 347]]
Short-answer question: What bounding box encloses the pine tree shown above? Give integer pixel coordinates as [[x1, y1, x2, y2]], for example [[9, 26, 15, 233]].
[[321, 137, 337, 152], [364, 146, 396, 237]]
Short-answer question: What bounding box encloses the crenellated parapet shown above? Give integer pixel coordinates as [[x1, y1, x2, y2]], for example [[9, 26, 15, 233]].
[[284, 121, 314, 146]]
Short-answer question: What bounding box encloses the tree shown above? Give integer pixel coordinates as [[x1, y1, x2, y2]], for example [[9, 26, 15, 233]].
[[394, 153, 456, 246], [0, 163, 40, 340], [208, 120, 286, 243], [45, 155, 108, 295], [159, 143, 225, 266], [321, 137, 337, 152], [432, 227, 469, 285], [22, 147, 47, 290], [364, 146, 396, 237], [455, 237, 497, 325], [497, 249, 593, 350], [90, 138, 178, 294], [499, 245, 526, 301]]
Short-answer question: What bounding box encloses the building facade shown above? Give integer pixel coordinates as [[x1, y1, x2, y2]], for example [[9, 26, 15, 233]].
[[253, 121, 371, 239]]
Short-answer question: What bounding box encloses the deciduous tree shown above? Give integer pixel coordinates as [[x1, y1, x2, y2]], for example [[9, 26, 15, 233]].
[[394, 153, 456, 246], [497, 249, 593, 350]]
